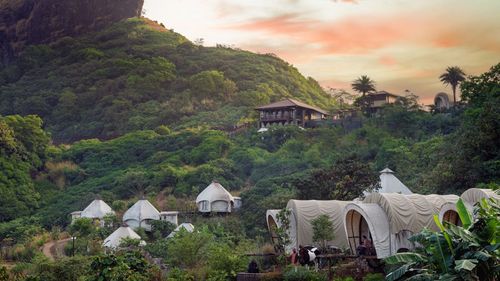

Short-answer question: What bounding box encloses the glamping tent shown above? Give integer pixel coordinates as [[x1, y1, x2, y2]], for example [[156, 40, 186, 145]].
[[196, 181, 235, 213], [123, 198, 160, 231], [103, 225, 145, 248], [167, 223, 195, 238], [71, 198, 115, 225], [440, 188, 499, 225], [344, 193, 459, 258], [365, 168, 412, 195], [461, 188, 499, 204], [286, 200, 351, 252], [81, 199, 115, 219], [266, 209, 282, 245]]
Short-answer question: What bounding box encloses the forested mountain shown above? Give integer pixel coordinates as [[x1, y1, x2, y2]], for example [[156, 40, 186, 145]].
[[0, 18, 333, 143]]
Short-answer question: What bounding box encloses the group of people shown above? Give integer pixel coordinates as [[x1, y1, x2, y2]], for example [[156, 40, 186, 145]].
[[248, 236, 373, 273], [289, 245, 316, 266]]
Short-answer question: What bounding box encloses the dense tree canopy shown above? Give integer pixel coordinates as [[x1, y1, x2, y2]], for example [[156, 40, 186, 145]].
[[0, 115, 49, 221], [0, 18, 334, 143]]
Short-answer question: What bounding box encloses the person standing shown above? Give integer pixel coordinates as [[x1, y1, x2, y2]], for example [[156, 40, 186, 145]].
[[289, 248, 298, 265]]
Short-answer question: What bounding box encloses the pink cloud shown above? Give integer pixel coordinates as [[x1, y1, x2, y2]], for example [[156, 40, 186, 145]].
[[379, 55, 397, 66], [229, 13, 420, 55], [228, 11, 500, 57]]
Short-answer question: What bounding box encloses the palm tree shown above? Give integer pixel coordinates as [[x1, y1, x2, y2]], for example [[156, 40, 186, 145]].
[[439, 66, 465, 104], [351, 75, 376, 96]]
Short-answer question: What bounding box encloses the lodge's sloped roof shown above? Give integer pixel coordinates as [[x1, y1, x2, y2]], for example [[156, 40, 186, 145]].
[[256, 98, 329, 115]]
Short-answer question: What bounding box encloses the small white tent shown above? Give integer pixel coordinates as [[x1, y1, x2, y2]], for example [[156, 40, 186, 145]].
[[167, 223, 195, 238], [81, 199, 115, 219], [103, 226, 145, 248], [196, 181, 234, 213], [123, 198, 160, 231]]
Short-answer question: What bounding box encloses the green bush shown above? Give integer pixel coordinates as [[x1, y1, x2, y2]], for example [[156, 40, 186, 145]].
[[283, 266, 327, 281], [363, 273, 384, 281]]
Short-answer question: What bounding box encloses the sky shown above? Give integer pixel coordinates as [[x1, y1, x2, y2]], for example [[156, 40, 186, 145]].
[[143, 0, 500, 104]]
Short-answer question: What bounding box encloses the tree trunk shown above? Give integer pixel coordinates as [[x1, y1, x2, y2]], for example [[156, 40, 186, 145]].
[[452, 84, 457, 105]]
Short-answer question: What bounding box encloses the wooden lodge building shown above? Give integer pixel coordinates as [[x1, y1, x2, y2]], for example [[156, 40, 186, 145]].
[[255, 98, 329, 129], [358, 91, 401, 113]]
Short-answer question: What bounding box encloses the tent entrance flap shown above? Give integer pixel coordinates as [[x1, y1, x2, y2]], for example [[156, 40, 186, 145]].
[[344, 203, 391, 259], [346, 210, 371, 254], [442, 210, 461, 226]]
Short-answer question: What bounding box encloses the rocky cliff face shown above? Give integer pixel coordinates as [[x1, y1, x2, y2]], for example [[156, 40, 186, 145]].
[[0, 0, 144, 64]]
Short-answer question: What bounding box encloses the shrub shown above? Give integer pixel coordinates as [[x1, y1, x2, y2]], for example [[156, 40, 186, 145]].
[[283, 266, 327, 281], [363, 273, 384, 281]]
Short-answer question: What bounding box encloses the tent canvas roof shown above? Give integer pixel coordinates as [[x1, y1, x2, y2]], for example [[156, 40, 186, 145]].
[[461, 188, 499, 205], [167, 223, 195, 238], [286, 200, 351, 249], [345, 202, 391, 259], [196, 181, 234, 204], [123, 199, 160, 222], [362, 193, 459, 233], [377, 168, 412, 194], [255, 98, 329, 115], [80, 199, 115, 219], [103, 226, 143, 248]]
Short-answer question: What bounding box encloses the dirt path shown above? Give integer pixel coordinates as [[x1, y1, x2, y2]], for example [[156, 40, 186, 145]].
[[41, 238, 71, 260]]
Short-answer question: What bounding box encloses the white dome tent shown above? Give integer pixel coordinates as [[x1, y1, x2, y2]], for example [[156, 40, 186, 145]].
[[81, 199, 115, 219], [196, 181, 235, 213], [71, 197, 115, 226], [123, 197, 160, 231], [103, 225, 145, 248], [167, 223, 195, 238]]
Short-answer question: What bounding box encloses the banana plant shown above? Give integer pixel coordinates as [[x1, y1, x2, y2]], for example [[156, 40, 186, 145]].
[[385, 198, 499, 281]]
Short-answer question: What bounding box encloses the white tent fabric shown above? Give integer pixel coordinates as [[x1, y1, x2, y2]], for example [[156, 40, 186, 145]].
[[461, 188, 499, 205], [347, 193, 459, 258], [196, 181, 234, 213], [80, 199, 115, 219], [344, 203, 390, 259], [376, 168, 412, 194], [266, 209, 282, 245], [167, 223, 195, 238], [103, 226, 145, 248], [440, 189, 498, 225], [286, 200, 351, 252], [362, 193, 458, 233], [123, 199, 160, 231]]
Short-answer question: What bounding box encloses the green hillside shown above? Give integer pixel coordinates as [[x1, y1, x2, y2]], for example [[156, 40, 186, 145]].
[[0, 18, 333, 143]]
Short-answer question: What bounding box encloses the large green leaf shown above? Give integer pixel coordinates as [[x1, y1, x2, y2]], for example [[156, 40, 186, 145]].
[[454, 259, 478, 272], [406, 273, 435, 281], [434, 215, 454, 254], [385, 252, 426, 264], [456, 198, 472, 229], [385, 263, 414, 281], [432, 233, 450, 274], [438, 273, 460, 281], [444, 222, 480, 246]]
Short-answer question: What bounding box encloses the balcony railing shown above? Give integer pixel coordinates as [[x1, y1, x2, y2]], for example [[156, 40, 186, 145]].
[[260, 116, 293, 122]]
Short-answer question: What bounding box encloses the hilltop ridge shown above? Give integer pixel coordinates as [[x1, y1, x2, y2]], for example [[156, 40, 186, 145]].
[[0, 18, 334, 143]]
